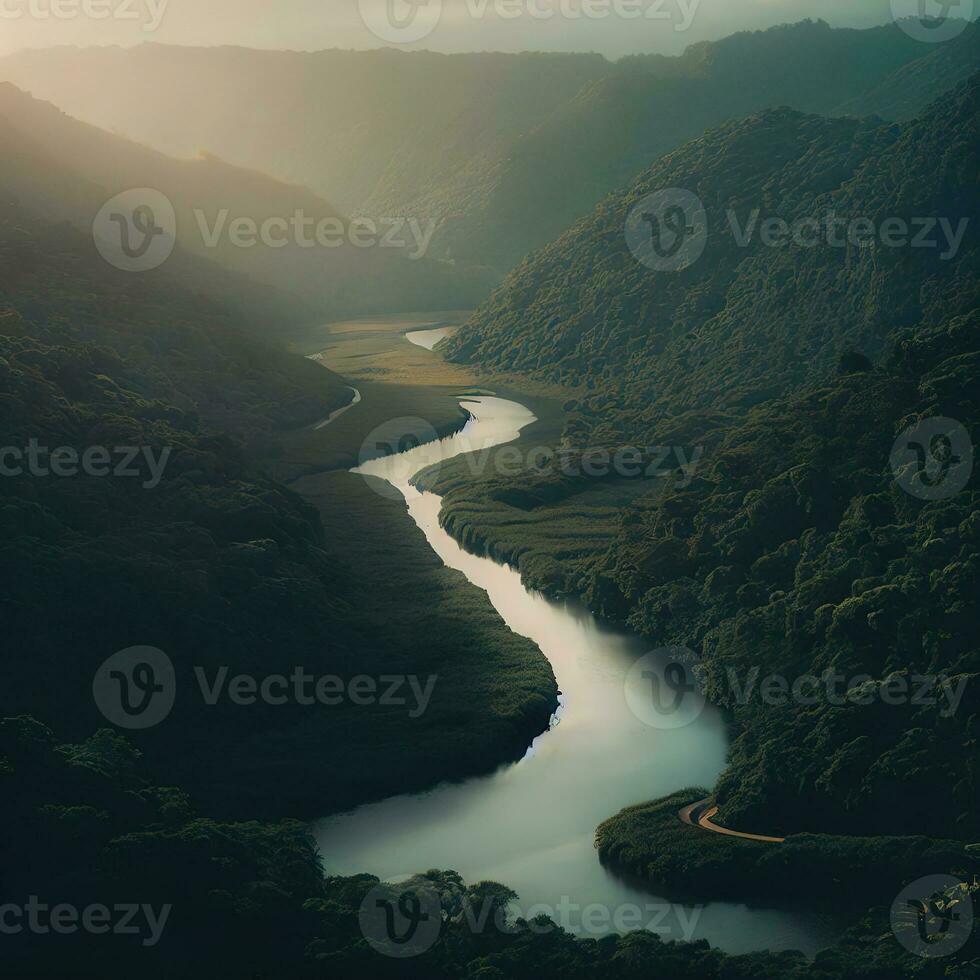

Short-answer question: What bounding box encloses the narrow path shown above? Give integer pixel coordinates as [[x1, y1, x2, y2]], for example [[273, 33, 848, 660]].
[[679, 798, 785, 844]]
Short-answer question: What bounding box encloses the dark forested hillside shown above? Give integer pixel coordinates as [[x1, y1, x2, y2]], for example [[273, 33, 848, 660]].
[[4, 725, 965, 979], [428, 77, 979, 845], [446, 74, 978, 419], [0, 197, 556, 818], [598, 309, 980, 839], [3, 19, 965, 274]]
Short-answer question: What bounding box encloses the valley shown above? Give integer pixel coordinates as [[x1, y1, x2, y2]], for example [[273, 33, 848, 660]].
[[1, 11, 978, 978], [304, 330, 840, 955]]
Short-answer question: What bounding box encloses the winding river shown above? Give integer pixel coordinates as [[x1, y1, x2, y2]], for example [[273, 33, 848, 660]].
[[313, 382, 841, 955]]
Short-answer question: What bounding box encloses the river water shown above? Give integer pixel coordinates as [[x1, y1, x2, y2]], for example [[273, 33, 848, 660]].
[[403, 325, 458, 350], [313, 394, 841, 956], [314, 386, 361, 430]]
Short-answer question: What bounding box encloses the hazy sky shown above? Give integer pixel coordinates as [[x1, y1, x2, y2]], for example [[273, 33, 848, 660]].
[[0, 0, 926, 58]]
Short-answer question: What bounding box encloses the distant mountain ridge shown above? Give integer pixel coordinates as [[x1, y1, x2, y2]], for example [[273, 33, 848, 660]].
[[0, 83, 492, 323], [3, 18, 973, 274], [832, 19, 980, 120]]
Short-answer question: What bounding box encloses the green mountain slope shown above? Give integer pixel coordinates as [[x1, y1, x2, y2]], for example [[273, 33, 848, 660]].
[[2, 19, 959, 274], [467, 18, 946, 269], [446, 75, 978, 417], [833, 20, 980, 120], [427, 76, 979, 844]]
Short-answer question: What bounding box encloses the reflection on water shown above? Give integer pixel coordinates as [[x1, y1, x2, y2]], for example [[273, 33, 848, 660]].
[[314, 397, 841, 956], [404, 325, 458, 350]]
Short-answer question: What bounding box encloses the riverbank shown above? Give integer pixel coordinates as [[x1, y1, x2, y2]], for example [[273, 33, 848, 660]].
[[283, 324, 845, 954], [274, 313, 548, 482], [311, 394, 850, 956], [597, 789, 977, 907], [331, 315, 979, 948], [275, 316, 564, 816]]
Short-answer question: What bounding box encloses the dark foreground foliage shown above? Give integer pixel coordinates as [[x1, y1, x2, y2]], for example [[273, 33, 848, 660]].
[[6, 722, 977, 979]]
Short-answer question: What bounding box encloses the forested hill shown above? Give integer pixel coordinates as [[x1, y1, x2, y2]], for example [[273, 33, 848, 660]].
[[446, 73, 979, 432], [428, 74, 980, 847], [833, 19, 980, 120], [465, 17, 963, 269], [0, 139, 559, 980], [0, 84, 491, 322], [3, 19, 967, 274]]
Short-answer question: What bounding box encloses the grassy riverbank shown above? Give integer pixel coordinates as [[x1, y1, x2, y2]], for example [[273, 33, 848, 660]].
[[269, 315, 564, 814], [290, 466, 559, 812], [280, 312, 580, 465]]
